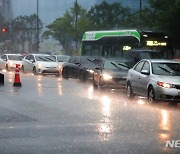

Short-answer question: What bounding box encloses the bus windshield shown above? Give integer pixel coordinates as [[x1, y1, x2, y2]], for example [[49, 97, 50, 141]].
[[81, 30, 173, 59]]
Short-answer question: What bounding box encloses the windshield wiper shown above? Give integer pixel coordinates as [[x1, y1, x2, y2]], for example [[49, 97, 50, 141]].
[[45, 57, 55, 62], [111, 62, 121, 70], [38, 57, 47, 62], [118, 63, 129, 69], [158, 66, 177, 75]]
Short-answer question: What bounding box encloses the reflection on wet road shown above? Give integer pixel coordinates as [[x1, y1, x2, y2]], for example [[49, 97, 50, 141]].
[[0, 71, 180, 153]]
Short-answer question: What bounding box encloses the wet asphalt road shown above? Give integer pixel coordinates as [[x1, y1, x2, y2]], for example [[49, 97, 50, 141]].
[[0, 70, 180, 154]]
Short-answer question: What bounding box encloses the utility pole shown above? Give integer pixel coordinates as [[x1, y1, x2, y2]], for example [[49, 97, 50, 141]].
[[75, 0, 78, 54], [36, 0, 39, 52], [139, 0, 142, 28]]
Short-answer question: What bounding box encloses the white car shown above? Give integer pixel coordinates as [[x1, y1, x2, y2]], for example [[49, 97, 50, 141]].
[[52, 55, 70, 74], [0, 54, 23, 71], [22, 54, 60, 76], [126, 59, 180, 104]]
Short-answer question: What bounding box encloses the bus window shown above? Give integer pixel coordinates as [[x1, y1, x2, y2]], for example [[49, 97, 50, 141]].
[[91, 46, 99, 56], [84, 45, 92, 56]]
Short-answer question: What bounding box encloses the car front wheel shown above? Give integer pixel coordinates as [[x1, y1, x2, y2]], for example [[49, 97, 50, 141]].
[[62, 68, 69, 79], [22, 65, 25, 73], [5, 65, 9, 71], [33, 67, 37, 75], [148, 86, 156, 103], [79, 71, 86, 82], [126, 83, 134, 99]]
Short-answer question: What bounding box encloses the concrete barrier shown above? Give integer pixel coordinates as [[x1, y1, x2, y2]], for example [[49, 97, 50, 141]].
[[0, 73, 4, 85]]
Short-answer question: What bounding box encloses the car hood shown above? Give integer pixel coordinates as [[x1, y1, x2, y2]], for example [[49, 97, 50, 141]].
[[36, 61, 58, 67], [103, 69, 128, 78], [8, 60, 22, 64], [154, 75, 180, 84]]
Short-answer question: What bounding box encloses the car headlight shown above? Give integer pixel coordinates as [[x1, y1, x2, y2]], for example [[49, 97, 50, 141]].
[[38, 64, 42, 69], [9, 62, 14, 66], [157, 81, 175, 88], [102, 73, 112, 80], [59, 65, 63, 69], [87, 69, 94, 74]]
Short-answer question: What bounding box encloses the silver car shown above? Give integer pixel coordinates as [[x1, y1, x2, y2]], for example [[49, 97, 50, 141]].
[[22, 54, 60, 76], [52, 55, 70, 74], [0, 54, 23, 70], [126, 59, 180, 103]]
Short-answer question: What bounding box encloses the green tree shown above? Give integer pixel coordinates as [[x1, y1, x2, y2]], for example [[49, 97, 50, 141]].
[[43, 2, 91, 55], [10, 14, 43, 52], [140, 0, 180, 50], [88, 1, 131, 30]]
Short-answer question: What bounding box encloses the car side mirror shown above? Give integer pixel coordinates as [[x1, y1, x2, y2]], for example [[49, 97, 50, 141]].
[[141, 70, 150, 75], [29, 59, 34, 63], [75, 62, 80, 65]]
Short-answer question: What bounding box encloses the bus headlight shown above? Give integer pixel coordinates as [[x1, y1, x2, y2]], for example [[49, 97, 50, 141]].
[[102, 73, 112, 80]]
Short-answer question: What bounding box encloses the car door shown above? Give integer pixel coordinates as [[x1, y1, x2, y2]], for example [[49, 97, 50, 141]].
[[28, 55, 36, 72], [67, 57, 76, 77], [138, 61, 151, 96], [72, 57, 81, 78], [0, 55, 7, 69], [23, 55, 34, 72], [23, 55, 31, 72], [130, 61, 145, 94]]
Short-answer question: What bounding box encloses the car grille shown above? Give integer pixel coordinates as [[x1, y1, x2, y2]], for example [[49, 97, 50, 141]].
[[45, 67, 56, 68], [175, 85, 180, 90], [113, 78, 126, 82]]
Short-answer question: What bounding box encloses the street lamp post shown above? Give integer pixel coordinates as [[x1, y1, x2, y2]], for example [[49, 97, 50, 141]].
[[75, 0, 78, 54], [139, 0, 142, 27], [36, 0, 39, 52]]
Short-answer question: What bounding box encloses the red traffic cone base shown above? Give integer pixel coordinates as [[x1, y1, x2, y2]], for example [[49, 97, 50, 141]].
[[13, 64, 22, 87]]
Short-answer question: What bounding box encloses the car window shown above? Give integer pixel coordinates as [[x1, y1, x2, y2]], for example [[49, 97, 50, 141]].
[[29, 55, 35, 62], [81, 57, 102, 67], [25, 55, 31, 60], [35, 55, 56, 62], [134, 61, 145, 72], [142, 62, 150, 72], [52, 56, 57, 61], [104, 60, 129, 70], [69, 57, 75, 63], [8, 55, 23, 61], [152, 62, 180, 76], [74, 57, 80, 64], [1, 55, 7, 60]]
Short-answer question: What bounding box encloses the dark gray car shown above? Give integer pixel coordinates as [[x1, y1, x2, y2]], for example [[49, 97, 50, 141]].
[[93, 58, 130, 89]]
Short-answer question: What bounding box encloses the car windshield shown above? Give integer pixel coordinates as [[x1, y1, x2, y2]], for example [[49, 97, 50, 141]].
[[35, 56, 56, 62], [82, 58, 101, 67], [57, 56, 70, 62], [8, 55, 23, 61], [152, 62, 180, 76], [104, 60, 129, 70]]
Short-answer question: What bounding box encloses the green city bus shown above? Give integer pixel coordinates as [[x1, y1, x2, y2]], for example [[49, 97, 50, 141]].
[[81, 29, 173, 59]]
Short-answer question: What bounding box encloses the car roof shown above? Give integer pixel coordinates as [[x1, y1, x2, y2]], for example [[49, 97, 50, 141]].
[[30, 54, 50, 56], [129, 49, 159, 53], [54, 55, 70, 57], [3, 54, 22, 56], [142, 59, 180, 63]]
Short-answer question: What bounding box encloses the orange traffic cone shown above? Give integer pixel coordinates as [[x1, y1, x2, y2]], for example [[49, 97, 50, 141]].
[[13, 64, 22, 87]]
